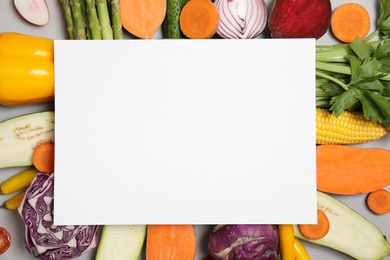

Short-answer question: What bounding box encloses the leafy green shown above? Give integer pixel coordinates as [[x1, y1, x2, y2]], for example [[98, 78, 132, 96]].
[[316, 0, 390, 126], [379, 0, 390, 39]]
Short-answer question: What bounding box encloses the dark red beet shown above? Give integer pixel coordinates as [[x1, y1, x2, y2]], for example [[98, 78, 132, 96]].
[[268, 0, 332, 39]]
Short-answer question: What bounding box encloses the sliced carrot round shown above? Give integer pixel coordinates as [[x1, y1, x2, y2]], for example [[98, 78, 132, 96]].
[[298, 210, 330, 240], [32, 142, 55, 174], [179, 0, 220, 39], [330, 3, 370, 43], [367, 189, 390, 215]]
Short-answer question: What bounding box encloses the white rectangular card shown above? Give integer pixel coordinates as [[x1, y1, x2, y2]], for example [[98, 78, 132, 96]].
[[54, 39, 316, 225]]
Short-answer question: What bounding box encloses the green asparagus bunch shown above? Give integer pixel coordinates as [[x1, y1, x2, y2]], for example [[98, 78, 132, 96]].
[[59, 0, 123, 40]]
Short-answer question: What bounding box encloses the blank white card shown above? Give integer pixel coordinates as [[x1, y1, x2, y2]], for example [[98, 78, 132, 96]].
[[54, 39, 316, 225]]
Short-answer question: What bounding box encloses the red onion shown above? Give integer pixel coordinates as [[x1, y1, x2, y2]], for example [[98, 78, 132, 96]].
[[214, 0, 268, 39]]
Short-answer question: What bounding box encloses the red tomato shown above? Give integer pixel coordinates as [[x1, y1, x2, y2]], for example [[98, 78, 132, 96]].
[[0, 227, 11, 254]]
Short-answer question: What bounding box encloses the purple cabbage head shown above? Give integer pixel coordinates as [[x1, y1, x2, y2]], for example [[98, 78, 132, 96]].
[[18, 173, 99, 260], [208, 224, 280, 260]]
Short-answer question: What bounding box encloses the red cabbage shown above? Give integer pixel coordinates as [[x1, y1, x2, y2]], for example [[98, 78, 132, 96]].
[[208, 224, 280, 260], [18, 173, 99, 260]]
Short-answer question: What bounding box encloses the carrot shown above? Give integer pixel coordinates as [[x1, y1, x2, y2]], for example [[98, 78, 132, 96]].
[[120, 0, 166, 39], [146, 224, 196, 260], [330, 3, 371, 43], [179, 0, 220, 39], [366, 189, 390, 215], [316, 145, 390, 195], [298, 210, 330, 240], [32, 142, 54, 174]]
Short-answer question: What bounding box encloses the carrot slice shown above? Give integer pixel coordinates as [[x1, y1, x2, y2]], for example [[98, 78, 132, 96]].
[[120, 0, 166, 39], [330, 3, 370, 43], [179, 0, 220, 39], [298, 210, 330, 240], [366, 189, 390, 215], [146, 225, 196, 260], [32, 142, 54, 174]]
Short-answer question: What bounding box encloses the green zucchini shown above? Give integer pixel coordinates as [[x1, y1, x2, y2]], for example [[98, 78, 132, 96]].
[[0, 111, 54, 169], [162, 0, 189, 38], [294, 191, 390, 260], [96, 225, 147, 260]]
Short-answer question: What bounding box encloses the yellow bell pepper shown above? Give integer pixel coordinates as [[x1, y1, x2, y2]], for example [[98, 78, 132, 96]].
[[0, 32, 54, 106]]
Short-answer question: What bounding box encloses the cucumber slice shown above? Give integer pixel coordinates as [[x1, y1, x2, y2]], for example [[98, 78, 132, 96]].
[[96, 225, 147, 260]]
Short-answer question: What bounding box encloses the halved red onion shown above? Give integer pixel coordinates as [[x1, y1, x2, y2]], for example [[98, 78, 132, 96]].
[[214, 0, 268, 39]]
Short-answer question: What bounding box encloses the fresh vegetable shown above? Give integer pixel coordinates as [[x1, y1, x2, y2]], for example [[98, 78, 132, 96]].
[[330, 3, 371, 43], [18, 173, 99, 259], [366, 189, 390, 215], [32, 142, 54, 174], [316, 145, 390, 195], [316, 0, 390, 126], [0, 111, 54, 169], [213, 0, 267, 39], [294, 191, 390, 260], [60, 0, 122, 39], [0, 227, 11, 255], [109, 0, 123, 39], [278, 224, 294, 260], [85, 0, 102, 39], [268, 0, 331, 39], [179, 0, 220, 39], [293, 238, 310, 260], [14, 0, 50, 26], [146, 225, 196, 260], [316, 108, 388, 144], [208, 224, 279, 260], [0, 32, 54, 106], [120, 0, 166, 39], [162, 0, 189, 38], [96, 225, 146, 260], [96, 0, 114, 39], [297, 210, 330, 240], [1, 190, 26, 210], [60, 0, 75, 39], [0, 167, 39, 195]]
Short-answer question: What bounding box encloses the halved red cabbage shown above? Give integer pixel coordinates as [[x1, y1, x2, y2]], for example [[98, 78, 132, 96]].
[[18, 173, 99, 260], [208, 224, 279, 260]]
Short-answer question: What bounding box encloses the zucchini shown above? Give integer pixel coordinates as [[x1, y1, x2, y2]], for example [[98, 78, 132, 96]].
[[162, 0, 189, 38], [294, 191, 390, 260], [0, 111, 54, 169], [96, 225, 147, 260]]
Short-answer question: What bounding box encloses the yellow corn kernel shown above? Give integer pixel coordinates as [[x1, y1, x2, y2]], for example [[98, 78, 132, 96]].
[[316, 108, 388, 145]]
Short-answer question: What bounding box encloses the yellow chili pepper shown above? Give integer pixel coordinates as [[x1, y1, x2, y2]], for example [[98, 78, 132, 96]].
[[1, 190, 26, 210], [0, 32, 54, 106], [278, 224, 295, 260], [294, 237, 311, 260]]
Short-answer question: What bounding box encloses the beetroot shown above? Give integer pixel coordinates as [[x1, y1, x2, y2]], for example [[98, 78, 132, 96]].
[[268, 0, 332, 39]]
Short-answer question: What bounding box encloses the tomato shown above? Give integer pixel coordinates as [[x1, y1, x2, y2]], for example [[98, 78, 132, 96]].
[[0, 227, 11, 254]]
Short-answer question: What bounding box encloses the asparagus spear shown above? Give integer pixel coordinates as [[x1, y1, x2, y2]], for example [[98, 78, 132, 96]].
[[70, 0, 87, 39], [110, 0, 123, 39], [96, 0, 113, 39], [86, 0, 102, 39], [60, 0, 74, 39], [80, 0, 91, 39]]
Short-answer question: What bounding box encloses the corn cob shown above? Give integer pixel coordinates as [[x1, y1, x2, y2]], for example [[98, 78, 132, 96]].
[[1, 190, 26, 210], [316, 108, 388, 145], [0, 167, 39, 194]]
